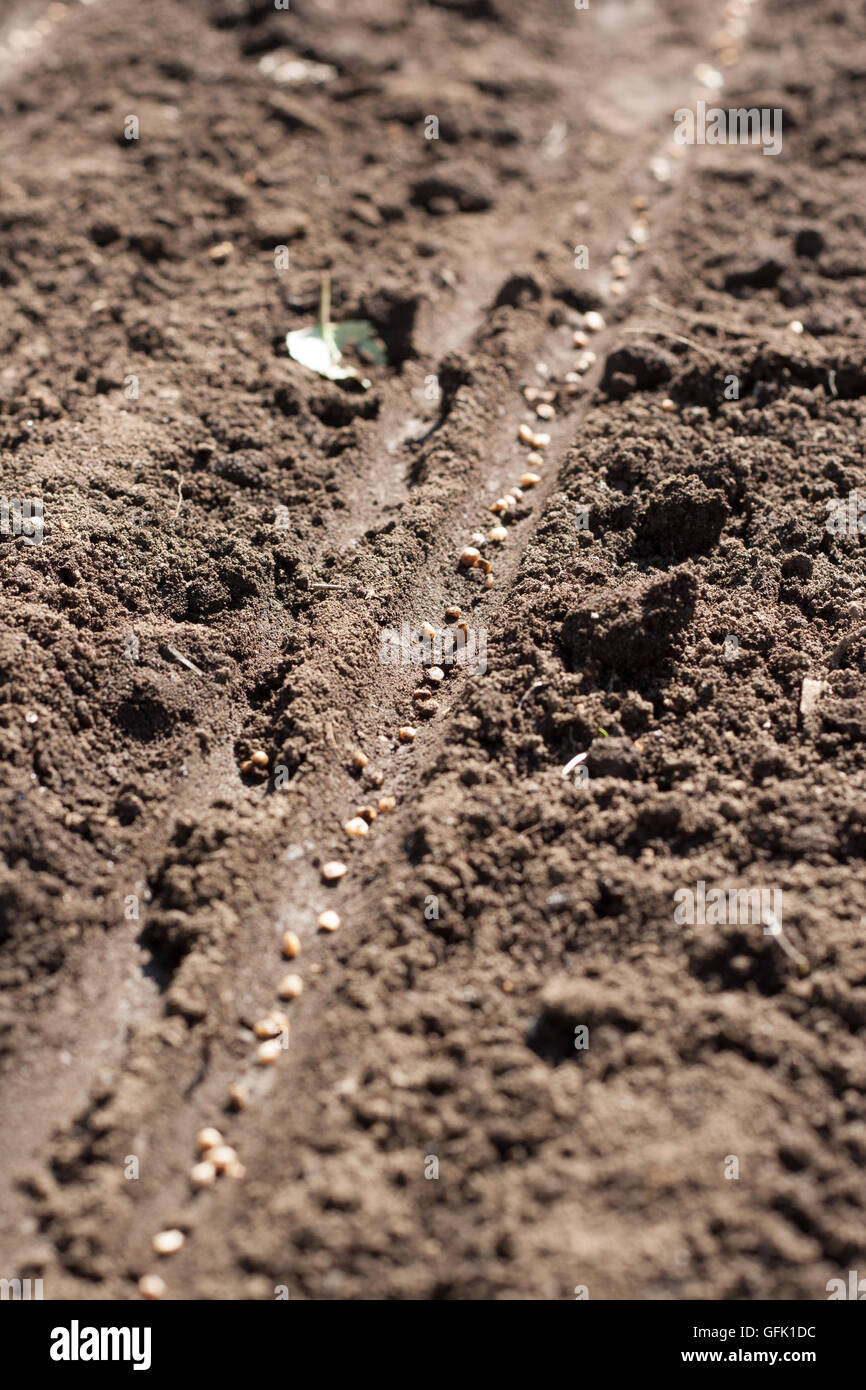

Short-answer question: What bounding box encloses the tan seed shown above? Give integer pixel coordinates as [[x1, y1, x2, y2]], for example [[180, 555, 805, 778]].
[[250, 750, 268, 767], [535, 402, 555, 420], [351, 749, 368, 770], [518, 423, 535, 444], [573, 330, 589, 347], [139, 1274, 166, 1300], [254, 1015, 283, 1039], [398, 725, 417, 741], [256, 1038, 282, 1065], [343, 816, 369, 837], [661, 398, 676, 412], [321, 861, 347, 881], [318, 909, 341, 931], [489, 525, 508, 543], [227, 1082, 249, 1110], [190, 1160, 217, 1188], [521, 473, 541, 487], [584, 311, 605, 332], [444, 607, 461, 621], [357, 804, 377, 821], [278, 973, 304, 1000], [483, 574, 495, 589], [153, 1229, 185, 1256], [240, 759, 253, 774], [378, 796, 396, 813], [412, 687, 433, 702], [478, 557, 492, 575], [470, 532, 487, 547], [533, 432, 551, 448], [208, 241, 234, 262], [367, 768, 384, 788], [196, 1127, 223, 1153], [426, 667, 445, 683], [282, 929, 302, 958], [489, 499, 508, 514], [460, 546, 481, 567], [226, 1159, 246, 1180]]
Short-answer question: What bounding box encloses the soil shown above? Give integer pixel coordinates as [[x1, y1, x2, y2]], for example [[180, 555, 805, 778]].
[[1, 0, 865, 1301]]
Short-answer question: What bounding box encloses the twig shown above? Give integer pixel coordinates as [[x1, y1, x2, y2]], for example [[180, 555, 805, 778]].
[[162, 643, 203, 675]]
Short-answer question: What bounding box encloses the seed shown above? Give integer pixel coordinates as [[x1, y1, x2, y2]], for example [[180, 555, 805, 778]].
[[256, 1038, 282, 1065], [190, 1160, 217, 1188], [457, 621, 470, 635], [489, 499, 508, 514], [357, 804, 377, 821], [538, 389, 556, 403], [417, 700, 439, 718], [254, 1015, 282, 1038], [282, 929, 302, 958], [632, 194, 648, 211], [477, 557, 492, 575], [378, 796, 396, 813], [650, 156, 671, 183], [610, 282, 626, 297], [533, 432, 551, 447], [321, 861, 347, 881], [421, 622, 436, 640], [527, 451, 544, 468], [630, 221, 649, 244], [470, 532, 487, 547], [412, 687, 433, 701], [269, 1009, 290, 1031], [518, 423, 535, 444], [489, 526, 508, 543], [535, 402, 554, 420], [573, 330, 588, 348], [367, 768, 384, 787], [789, 319, 804, 334], [343, 816, 369, 837], [227, 1082, 248, 1110], [661, 398, 676, 412], [318, 909, 341, 931], [226, 1159, 246, 1180], [611, 255, 629, 278], [240, 759, 253, 774], [444, 607, 461, 621], [153, 1229, 185, 1256], [523, 386, 539, 402], [277, 973, 303, 1000], [208, 241, 234, 262], [483, 574, 495, 589], [351, 749, 368, 770], [460, 546, 481, 567], [507, 487, 523, 500], [250, 750, 268, 768], [196, 1127, 223, 1153], [520, 473, 541, 487], [398, 725, 417, 741], [139, 1274, 166, 1300], [426, 667, 445, 684], [584, 311, 605, 332]]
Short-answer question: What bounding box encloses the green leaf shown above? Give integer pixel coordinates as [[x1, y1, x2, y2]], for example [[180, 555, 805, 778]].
[[286, 274, 384, 389]]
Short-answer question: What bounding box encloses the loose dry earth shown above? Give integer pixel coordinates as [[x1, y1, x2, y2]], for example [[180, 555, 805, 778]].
[[0, 0, 865, 1301]]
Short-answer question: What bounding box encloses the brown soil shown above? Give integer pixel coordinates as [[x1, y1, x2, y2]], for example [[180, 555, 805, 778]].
[[1, 0, 865, 1301]]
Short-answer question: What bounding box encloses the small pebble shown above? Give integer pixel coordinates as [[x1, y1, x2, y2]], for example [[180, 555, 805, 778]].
[[153, 1229, 185, 1256], [318, 909, 341, 931]]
